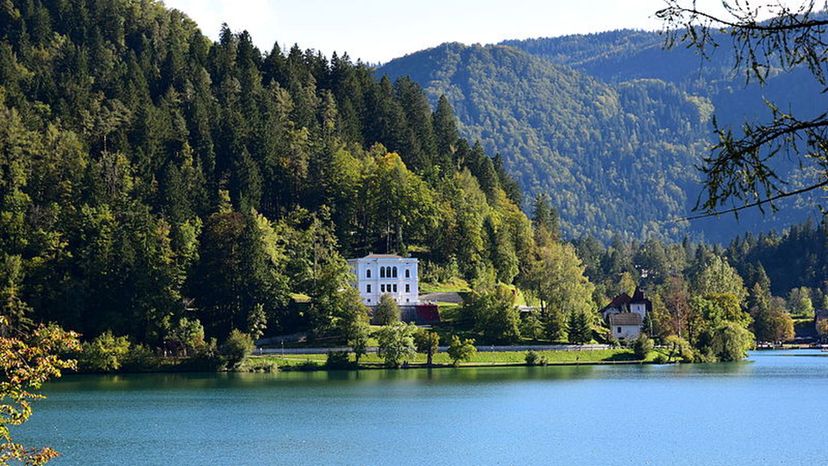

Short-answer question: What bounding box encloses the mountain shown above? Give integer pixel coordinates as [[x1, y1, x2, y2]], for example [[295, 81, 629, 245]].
[[378, 32, 827, 242]]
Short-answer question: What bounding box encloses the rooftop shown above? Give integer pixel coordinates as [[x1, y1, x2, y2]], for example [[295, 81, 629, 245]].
[[364, 253, 403, 259], [609, 313, 643, 326]]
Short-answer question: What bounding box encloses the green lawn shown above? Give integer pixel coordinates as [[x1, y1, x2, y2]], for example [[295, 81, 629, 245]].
[[249, 348, 654, 370], [419, 277, 471, 294]]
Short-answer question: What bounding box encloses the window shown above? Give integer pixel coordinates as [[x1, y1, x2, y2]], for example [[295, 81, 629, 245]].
[[380, 267, 385, 278], [392, 267, 398, 278], [366, 269, 371, 278], [367, 299, 371, 303], [405, 284, 410, 293], [617, 327, 622, 333], [366, 284, 371, 293], [381, 284, 385, 293], [405, 269, 410, 278], [393, 284, 398, 292], [406, 298, 410, 303]]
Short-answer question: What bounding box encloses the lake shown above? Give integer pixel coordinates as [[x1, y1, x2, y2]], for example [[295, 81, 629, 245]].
[[17, 350, 828, 465]]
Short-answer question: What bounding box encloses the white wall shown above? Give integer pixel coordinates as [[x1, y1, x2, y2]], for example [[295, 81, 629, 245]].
[[630, 303, 647, 319], [612, 324, 642, 340], [348, 257, 419, 306]]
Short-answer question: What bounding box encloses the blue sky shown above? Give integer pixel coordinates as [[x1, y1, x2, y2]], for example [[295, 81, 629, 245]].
[[161, 1, 787, 63]]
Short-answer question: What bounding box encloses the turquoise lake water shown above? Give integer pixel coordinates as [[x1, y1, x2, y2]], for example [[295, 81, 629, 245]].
[[16, 350, 828, 465]]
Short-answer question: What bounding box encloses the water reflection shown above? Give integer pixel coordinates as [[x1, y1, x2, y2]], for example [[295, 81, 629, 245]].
[[50, 356, 766, 394]]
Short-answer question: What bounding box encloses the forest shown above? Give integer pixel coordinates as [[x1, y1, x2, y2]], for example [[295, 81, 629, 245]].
[[380, 33, 827, 242], [0, 0, 825, 367]]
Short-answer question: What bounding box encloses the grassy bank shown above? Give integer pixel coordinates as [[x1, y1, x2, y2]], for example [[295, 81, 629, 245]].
[[245, 348, 661, 371]]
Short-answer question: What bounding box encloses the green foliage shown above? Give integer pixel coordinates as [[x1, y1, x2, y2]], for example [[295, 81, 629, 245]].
[[246, 304, 268, 342], [663, 335, 695, 363], [693, 257, 747, 303], [79, 331, 131, 372], [375, 294, 401, 325], [414, 329, 440, 366], [346, 320, 371, 364], [164, 317, 206, 357], [787, 287, 814, 318], [376, 322, 417, 368], [325, 351, 353, 369], [1, 320, 80, 465], [544, 309, 568, 343], [703, 323, 755, 362], [566, 311, 592, 345], [520, 312, 544, 341], [525, 241, 595, 326], [447, 335, 477, 365], [464, 284, 521, 344], [0, 1, 531, 352], [524, 349, 547, 366], [379, 43, 710, 241], [752, 297, 795, 343], [219, 329, 254, 368], [632, 334, 654, 360]]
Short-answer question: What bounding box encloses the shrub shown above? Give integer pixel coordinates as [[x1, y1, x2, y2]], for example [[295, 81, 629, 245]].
[[374, 294, 401, 325], [347, 320, 371, 364], [79, 331, 131, 372], [220, 329, 255, 368], [706, 323, 754, 362], [447, 335, 476, 365], [122, 343, 159, 371], [414, 329, 440, 366], [376, 322, 417, 368], [653, 354, 668, 364], [525, 350, 539, 366], [632, 334, 654, 360], [325, 350, 353, 369], [663, 335, 695, 363]]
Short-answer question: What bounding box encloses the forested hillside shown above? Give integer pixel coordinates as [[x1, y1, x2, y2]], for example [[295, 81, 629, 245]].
[[380, 33, 826, 242], [0, 0, 536, 344], [1, 0, 826, 376]]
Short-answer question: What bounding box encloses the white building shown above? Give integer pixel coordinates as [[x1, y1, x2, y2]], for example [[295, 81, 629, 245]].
[[348, 254, 419, 306], [601, 286, 651, 340], [608, 313, 644, 340]]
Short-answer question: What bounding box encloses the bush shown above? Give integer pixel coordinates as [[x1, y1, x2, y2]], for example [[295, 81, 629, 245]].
[[706, 323, 754, 362], [653, 354, 668, 364], [220, 329, 255, 368], [414, 329, 440, 366], [79, 331, 131, 372], [632, 334, 654, 360], [663, 335, 695, 363], [525, 350, 539, 366], [122, 343, 159, 371], [347, 320, 371, 364], [447, 335, 476, 365], [375, 294, 401, 325], [325, 350, 353, 369], [376, 322, 417, 368]]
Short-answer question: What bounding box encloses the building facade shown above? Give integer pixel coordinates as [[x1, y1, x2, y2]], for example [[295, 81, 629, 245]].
[[348, 254, 419, 306], [601, 286, 651, 340]]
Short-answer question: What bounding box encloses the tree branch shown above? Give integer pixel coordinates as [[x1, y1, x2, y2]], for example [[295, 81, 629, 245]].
[[683, 178, 828, 220]]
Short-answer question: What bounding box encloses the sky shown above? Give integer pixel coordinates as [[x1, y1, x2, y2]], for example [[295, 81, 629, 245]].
[[159, 0, 709, 64], [161, 1, 801, 64]]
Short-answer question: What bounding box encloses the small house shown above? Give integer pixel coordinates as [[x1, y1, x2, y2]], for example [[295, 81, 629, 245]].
[[601, 286, 651, 340]]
